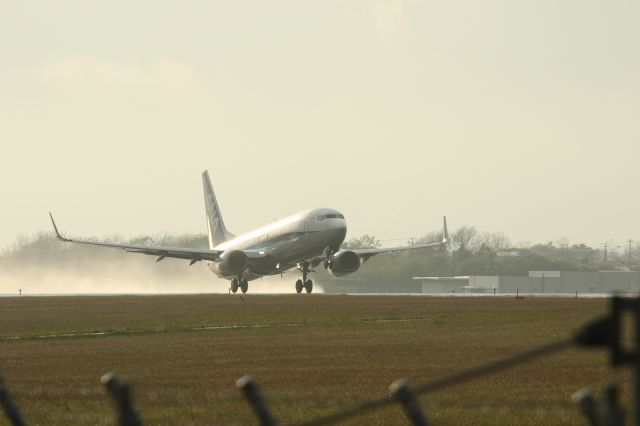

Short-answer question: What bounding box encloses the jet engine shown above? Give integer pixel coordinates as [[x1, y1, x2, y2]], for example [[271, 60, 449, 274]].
[[215, 250, 248, 276], [325, 250, 361, 277]]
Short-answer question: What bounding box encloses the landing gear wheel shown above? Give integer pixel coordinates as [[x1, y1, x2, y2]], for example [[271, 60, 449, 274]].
[[295, 279, 303, 294], [231, 279, 239, 293], [304, 279, 313, 294], [240, 278, 248, 294]]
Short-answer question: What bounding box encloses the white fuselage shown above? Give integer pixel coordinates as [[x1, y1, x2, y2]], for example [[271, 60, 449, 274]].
[[208, 208, 347, 280]]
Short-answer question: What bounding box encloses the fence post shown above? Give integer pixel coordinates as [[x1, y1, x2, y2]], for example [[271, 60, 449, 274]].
[[609, 297, 640, 426], [572, 388, 598, 426], [633, 299, 640, 426], [390, 379, 430, 426], [0, 376, 26, 426], [101, 372, 144, 426], [236, 376, 277, 426], [603, 385, 625, 426]]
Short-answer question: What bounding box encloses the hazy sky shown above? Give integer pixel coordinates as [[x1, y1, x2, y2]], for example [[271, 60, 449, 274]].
[[1, 1, 639, 250]]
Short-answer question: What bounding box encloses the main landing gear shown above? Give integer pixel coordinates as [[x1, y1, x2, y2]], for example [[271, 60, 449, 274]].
[[231, 277, 248, 294], [295, 262, 314, 294]]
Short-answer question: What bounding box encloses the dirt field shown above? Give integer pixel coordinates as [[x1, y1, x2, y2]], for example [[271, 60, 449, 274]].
[[0, 294, 628, 425]]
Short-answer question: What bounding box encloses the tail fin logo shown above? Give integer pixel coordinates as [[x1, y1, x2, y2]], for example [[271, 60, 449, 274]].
[[202, 171, 234, 249]]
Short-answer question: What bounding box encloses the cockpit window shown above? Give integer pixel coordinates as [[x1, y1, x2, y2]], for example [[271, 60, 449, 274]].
[[317, 213, 345, 220]]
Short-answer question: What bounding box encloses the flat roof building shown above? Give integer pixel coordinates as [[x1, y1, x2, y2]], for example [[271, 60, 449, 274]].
[[414, 270, 640, 295]]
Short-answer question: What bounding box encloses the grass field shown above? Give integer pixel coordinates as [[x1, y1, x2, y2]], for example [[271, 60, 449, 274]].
[[0, 294, 629, 425]]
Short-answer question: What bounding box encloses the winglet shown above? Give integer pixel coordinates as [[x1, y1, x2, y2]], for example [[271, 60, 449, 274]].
[[49, 212, 70, 242], [442, 216, 449, 245]]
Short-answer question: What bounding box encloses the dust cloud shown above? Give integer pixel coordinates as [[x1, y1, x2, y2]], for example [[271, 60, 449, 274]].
[[0, 261, 324, 295], [0, 234, 323, 295]]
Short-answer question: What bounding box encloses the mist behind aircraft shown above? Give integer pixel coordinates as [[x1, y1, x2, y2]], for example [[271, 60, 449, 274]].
[[0, 234, 323, 295]]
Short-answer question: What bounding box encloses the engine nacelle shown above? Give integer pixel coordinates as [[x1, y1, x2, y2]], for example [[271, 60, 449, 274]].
[[215, 250, 248, 276], [326, 250, 361, 277]]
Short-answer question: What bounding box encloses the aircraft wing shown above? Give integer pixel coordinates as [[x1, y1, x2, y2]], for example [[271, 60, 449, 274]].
[[49, 213, 223, 262], [304, 217, 449, 266], [352, 240, 445, 257], [351, 216, 449, 261]]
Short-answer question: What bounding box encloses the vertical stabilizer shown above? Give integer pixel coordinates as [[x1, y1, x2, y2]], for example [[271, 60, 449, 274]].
[[202, 170, 234, 249]]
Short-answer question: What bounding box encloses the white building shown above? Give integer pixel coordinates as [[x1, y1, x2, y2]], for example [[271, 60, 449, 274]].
[[414, 271, 640, 294]]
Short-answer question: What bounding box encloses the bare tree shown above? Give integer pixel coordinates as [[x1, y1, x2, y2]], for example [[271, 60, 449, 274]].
[[452, 226, 477, 252], [341, 234, 381, 250], [474, 232, 511, 251]]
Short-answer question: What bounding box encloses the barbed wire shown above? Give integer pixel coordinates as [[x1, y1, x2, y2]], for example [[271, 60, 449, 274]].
[[290, 338, 583, 426]]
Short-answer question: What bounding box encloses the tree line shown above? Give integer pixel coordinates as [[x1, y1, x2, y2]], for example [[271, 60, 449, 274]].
[[1, 228, 635, 293], [330, 227, 634, 292]]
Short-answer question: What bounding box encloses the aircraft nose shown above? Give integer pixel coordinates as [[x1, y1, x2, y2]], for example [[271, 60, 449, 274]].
[[329, 217, 346, 230], [332, 220, 347, 241]]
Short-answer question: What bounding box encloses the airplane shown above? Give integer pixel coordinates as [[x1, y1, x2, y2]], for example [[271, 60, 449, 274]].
[[49, 170, 448, 294]]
